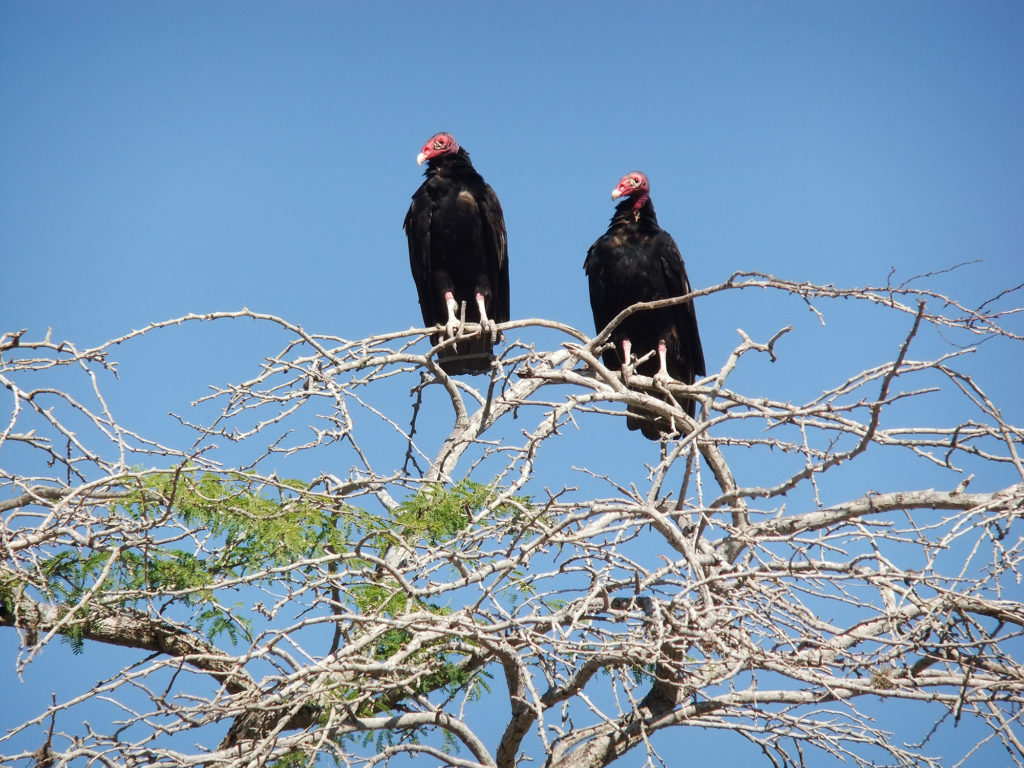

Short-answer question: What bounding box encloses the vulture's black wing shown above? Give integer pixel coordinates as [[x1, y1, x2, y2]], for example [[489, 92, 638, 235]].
[[585, 187, 704, 438], [404, 142, 508, 375]]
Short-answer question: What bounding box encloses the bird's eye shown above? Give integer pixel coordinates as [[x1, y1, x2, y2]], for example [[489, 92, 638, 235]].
[[630, 177, 640, 187], [433, 140, 444, 150]]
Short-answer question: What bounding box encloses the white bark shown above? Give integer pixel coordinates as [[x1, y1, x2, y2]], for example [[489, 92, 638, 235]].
[[2, 272, 1022, 768]]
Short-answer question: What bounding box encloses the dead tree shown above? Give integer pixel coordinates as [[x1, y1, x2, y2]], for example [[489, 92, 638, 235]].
[[2, 270, 1022, 768]]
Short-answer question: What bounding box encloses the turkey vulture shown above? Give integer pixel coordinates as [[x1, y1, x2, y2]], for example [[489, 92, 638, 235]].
[[404, 132, 509, 375], [584, 171, 705, 439]]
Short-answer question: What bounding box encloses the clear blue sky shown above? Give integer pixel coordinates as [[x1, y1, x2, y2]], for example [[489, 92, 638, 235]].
[[2, 2, 1022, 419], [2, 2, 1023, 764]]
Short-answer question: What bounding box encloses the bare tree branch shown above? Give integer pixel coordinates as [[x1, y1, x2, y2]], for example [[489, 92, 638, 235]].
[[2, 271, 1022, 768]]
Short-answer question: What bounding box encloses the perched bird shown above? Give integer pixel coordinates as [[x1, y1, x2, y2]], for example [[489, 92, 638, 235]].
[[404, 132, 509, 375], [584, 171, 706, 438]]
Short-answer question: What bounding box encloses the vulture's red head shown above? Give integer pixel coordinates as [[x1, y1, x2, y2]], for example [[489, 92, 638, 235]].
[[417, 132, 461, 166], [611, 171, 650, 206]]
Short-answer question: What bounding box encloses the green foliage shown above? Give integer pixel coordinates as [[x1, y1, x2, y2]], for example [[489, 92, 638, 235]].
[[388, 479, 540, 616], [336, 477, 509, 717], [629, 665, 654, 685], [60, 619, 86, 655], [196, 604, 248, 645], [34, 467, 353, 649], [267, 750, 315, 768], [32, 470, 534, 683], [132, 470, 349, 573], [349, 580, 411, 617], [394, 478, 527, 546], [18, 466, 520, 750]]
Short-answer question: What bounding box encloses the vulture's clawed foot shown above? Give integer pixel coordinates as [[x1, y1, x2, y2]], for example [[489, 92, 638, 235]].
[[474, 293, 498, 344], [619, 339, 636, 383], [653, 341, 672, 389], [443, 293, 463, 341], [620, 359, 637, 385], [653, 368, 673, 390]]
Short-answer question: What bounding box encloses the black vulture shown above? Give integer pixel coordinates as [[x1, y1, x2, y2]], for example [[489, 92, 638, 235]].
[[404, 132, 509, 375], [584, 171, 705, 438]]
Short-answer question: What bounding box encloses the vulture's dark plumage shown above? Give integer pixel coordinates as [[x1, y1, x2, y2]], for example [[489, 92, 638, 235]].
[[404, 132, 509, 375], [584, 171, 705, 439]]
